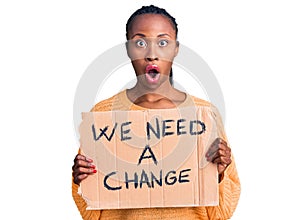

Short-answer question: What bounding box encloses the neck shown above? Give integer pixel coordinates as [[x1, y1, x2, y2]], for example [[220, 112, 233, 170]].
[[129, 80, 175, 102], [126, 79, 187, 109]]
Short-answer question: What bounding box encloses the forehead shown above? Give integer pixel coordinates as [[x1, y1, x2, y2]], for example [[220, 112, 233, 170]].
[[128, 14, 176, 38]]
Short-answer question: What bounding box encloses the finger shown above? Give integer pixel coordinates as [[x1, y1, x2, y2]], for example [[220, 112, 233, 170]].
[[77, 167, 97, 174], [217, 163, 228, 175], [219, 138, 228, 147], [73, 154, 95, 171], [213, 138, 228, 148], [74, 154, 93, 163], [207, 149, 228, 162], [74, 154, 85, 163], [206, 138, 227, 156], [73, 168, 96, 176], [73, 160, 96, 172], [212, 156, 232, 165], [72, 167, 97, 184], [206, 145, 231, 162], [206, 138, 228, 157], [219, 163, 228, 169], [73, 174, 88, 185]]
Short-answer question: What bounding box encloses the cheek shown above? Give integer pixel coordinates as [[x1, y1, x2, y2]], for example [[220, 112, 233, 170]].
[[159, 50, 176, 62], [128, 49, 147, 61], [160, 62, 173, 74], [131, 60, 144, 74], [155, 45, 179, 62], [126, 42, 146, 61]]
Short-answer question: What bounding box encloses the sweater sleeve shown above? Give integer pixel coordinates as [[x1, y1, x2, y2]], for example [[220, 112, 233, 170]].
[[72, 98, 115, 219], [72, 147, 102, 219], [72, 180, 102, 220], [205, 156, 240, 219], [203, 105, 241, 219]]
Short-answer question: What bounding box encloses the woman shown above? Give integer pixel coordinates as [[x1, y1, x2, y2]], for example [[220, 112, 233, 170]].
[[72, 5, 240, 220]]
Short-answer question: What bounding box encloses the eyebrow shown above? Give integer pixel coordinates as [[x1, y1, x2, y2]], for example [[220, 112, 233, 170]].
[[157, 33, 171, 38], [131, 33, 146, 38], [130, 33, 171, 39]]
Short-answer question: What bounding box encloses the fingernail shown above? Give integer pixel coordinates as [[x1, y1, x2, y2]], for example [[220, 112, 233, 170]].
[[88, 163, 95, 168], [93, 169, 97, 173]]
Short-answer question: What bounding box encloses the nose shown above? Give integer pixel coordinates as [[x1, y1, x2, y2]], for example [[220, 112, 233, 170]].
[[145, 44, 158, 61]]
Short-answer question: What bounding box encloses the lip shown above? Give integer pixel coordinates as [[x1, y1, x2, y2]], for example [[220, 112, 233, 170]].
[[145, 64, 160, 84], [145, 64, 160, 73]]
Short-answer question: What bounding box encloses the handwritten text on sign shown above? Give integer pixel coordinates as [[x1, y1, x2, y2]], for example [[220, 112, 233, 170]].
[[79, 107, 219, 209]]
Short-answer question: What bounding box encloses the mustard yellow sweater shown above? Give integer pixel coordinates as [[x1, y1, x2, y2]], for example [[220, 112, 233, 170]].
[[72, 90, 240, 220]]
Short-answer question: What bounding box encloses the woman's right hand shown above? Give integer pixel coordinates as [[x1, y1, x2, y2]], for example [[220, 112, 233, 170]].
[[72, 154, 97, 185]]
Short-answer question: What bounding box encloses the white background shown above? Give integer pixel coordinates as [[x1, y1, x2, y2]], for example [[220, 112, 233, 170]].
[[1, 0, 299, 219]]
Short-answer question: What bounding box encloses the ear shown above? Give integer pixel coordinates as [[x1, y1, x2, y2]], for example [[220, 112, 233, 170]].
[[174, 40, 179, 57]]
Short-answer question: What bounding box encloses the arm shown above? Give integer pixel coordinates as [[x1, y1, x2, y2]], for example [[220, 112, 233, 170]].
[[72, 98, 116, 219], [205, 156, 240, 219], [72, 181, 102, 220], [72, 153, 102, 220], [205, 106, 241, 219]]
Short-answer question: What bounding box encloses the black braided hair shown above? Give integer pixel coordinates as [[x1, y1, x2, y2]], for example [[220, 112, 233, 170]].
[[126, 5, 178, 39], [126, 5, 178, 85]]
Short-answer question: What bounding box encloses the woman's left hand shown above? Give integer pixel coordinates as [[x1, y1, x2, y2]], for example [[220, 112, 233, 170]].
[[206, 138, 232, 175]]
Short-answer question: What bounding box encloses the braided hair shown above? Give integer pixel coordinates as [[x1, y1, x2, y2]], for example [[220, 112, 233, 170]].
[[126, 5, 178, 85]]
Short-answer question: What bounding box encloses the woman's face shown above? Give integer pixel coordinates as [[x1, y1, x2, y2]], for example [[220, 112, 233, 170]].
[[127, 14, 179, 89]]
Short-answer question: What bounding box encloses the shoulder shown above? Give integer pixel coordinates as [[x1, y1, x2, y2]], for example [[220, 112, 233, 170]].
[[187, 95, 221, 119], [90, 91, 125, 112], [188, 95, 212, 107]]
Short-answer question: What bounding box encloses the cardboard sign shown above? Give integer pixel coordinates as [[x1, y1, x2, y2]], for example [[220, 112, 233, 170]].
[[79, 106, 219, 210]]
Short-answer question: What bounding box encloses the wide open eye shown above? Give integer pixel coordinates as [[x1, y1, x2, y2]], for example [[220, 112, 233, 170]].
[[158, 39, 168, 47], [135, 39, 147, 48]]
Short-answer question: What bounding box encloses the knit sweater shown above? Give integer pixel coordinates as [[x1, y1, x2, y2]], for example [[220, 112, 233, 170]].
[[72, 90, 241, 220]]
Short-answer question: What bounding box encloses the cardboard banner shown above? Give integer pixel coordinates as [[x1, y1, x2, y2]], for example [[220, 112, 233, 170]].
[[79, 106, 219, 210]]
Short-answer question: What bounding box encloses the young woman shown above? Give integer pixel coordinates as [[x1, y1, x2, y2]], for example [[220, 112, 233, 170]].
[[72, 5, 240, 220]]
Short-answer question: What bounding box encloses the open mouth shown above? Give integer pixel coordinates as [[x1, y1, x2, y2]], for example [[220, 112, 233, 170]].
[[148, 68, 159, 78], [146, 65, 160, 75], [145, 65, 160, 83]]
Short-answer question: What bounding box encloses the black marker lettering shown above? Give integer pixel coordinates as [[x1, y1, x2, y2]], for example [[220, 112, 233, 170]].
[[138, 145, 158, 165], [92, 123, 118, 141], [140, 169, 151, 188], [151, 170, 162, 187], [125, 172, 138, 189], [121, 121, 132, 141], [146, 118, 160, 140], [165, 170, 177, 185], [190, 120, 206, 135], [104, 171, 122, 190], [177, 119, 187, 135], [178, 169, 191, 183], [162, 119, 174, 137]]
